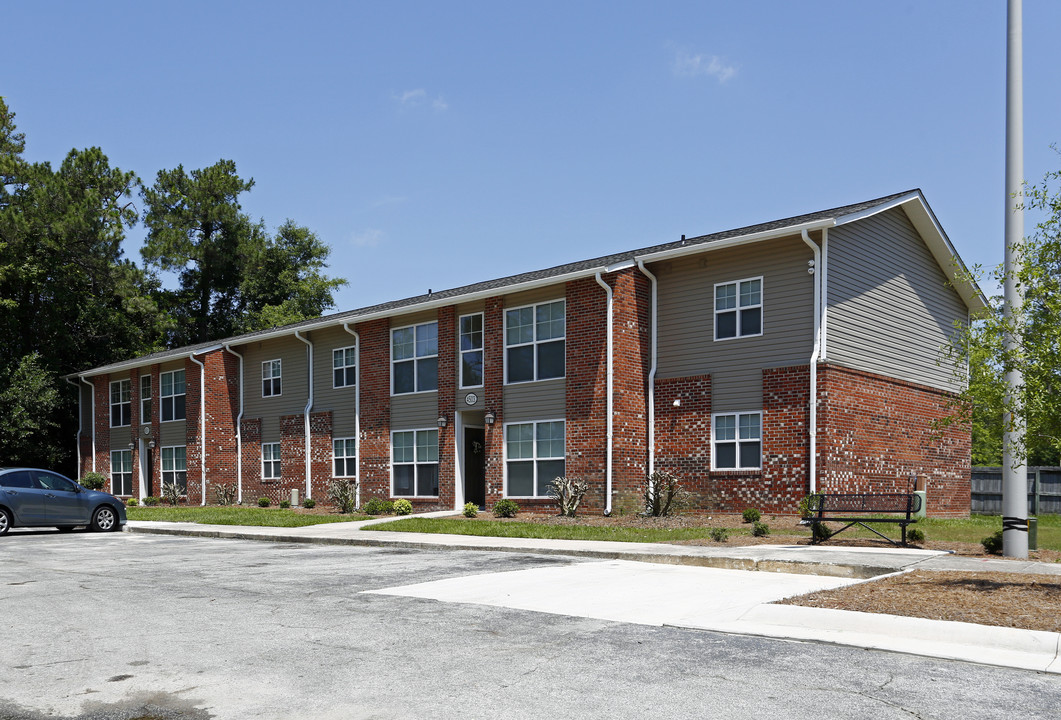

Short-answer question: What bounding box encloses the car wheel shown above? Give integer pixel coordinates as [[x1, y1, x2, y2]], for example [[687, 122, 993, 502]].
[[56, 526, 76, 532], [91, 505, 118, 532], [0, 508, 10, 536]]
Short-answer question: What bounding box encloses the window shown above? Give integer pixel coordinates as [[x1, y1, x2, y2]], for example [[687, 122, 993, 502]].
[[333, 346, 357, 388], [140, 375, 151, 423], [505, 300, 565, 383], [111, 450, 132, 496], [160, 370, 186, 422], [262, 443, 281, 480], [161, 446, 187, 494], [459, 313, 484, 388], [110, 379, 131, 427], [334, 437, 357, 477], [392, 322, 438, 394], [392, 429, 438, 497], [712, 412, 762, 470], [505, 420, 565, 497], [262, 359, 282, 397], [715, 278, 762, 340]]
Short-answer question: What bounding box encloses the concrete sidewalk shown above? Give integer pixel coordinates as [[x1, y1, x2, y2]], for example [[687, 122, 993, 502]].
[[125, 515, 1061, 675]]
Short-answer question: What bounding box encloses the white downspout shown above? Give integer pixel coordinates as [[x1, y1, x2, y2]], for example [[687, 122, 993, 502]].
[[801, 230, 823, 494], [820, 229, 829, 360], [342, 323, 361, 509], [81, 376, 96, 473], [65, 377, 83, 476], [223, 344, 245, 504], [189, 354, 207, 505], [636, 259, 658, 477], [295, 330, 314, 500], [594, 272, 615, 515]]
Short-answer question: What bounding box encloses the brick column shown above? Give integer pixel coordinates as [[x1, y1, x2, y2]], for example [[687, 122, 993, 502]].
[[483, 296, 505, 506], [436, 306, 456, 510], [357, 318, 391, 502], [565, 278, 608, 511]]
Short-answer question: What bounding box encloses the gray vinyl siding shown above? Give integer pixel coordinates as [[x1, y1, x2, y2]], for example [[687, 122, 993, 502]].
[[391, 393, 438, 430], [159, 420, 186, 448], [504, 379, 565, 422], [654, 235, 815, 385], [505, 285, 565, 310], [827, 208, 967, 392], [242, 336, 310, 424], [311, 325, 358, 437], [710, 367, 763, 413]]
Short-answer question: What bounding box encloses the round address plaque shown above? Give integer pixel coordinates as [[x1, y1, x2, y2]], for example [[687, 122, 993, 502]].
[[464, 393, 478, 406]]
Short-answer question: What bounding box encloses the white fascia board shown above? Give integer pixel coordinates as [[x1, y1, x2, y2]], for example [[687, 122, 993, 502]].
[[634, 218, 836, 264], [836, 194, 989, 314], [76, 344, 225, 379]]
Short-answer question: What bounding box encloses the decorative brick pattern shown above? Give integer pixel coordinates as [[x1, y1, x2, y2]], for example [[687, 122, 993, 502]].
[[482, 296, 505, 506], [356, 318, 391, 503], [434, 306, 456, 512], [309, 411, 332, 501], [565, 278, 608, 511]]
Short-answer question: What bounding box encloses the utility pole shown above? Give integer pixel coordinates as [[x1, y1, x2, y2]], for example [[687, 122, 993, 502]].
[[1002, 0, 1028, 558]]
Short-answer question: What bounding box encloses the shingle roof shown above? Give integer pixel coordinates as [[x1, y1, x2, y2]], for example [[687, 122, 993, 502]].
[[74, 189, 930, 377]]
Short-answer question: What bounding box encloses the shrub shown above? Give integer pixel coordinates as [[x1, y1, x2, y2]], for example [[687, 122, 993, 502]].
[[258, 497, 271, 508], [493, 499, 520, 518], [394, 499, 413, 516], [710, 527, 729, 543], [643, 471, 689, 517], [327, 478, 358, 514], [80, 472, 106, 491], [214, 483, 237, 506], [742, 508, 761, 524], [798, 495, 820, 518], [982, 529, 1003, 555], [752, 521, 770, 537], [161, 482, 183, 506], [463, 502, 479, 518], [907, 528, 925, 544], [126, 498, 138, 507], [811, 521, 832, 542], [362, 497, 389, 515], [303, 498, 316, 509], [279, 500, 291, 509], [548, 476, 589, 517], [142, 496, 159, 506]]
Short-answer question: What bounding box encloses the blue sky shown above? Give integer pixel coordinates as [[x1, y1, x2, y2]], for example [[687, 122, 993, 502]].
[[7, 1, 1060, 311]]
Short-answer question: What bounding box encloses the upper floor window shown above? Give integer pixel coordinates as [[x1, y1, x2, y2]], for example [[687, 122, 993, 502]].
[[392, 322, 438, 394], [712, 412, 762, 470], [262, 359, 282, 397], [392, 429, 439, 497], [333, 346, 357, 388], [160, 370, 186, 422], [505, 420, 565, 497], [109, 379, 131, 427], [459, 313, 484, 388], [715, 278, 762, 340], [161, 446, 188, 494], [111, 450, 132, 496], [140, 375, 151, 423], [505, 300, 565, 384]]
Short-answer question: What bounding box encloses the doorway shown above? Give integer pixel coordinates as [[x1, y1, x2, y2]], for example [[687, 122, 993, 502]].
[[139, 438, 154, 498], [463, 428, 486, 509]]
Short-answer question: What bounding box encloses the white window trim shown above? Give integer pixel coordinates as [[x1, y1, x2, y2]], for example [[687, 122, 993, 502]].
[[713, 276, 764, 342], [390, 428, 440, 498], [333, 437, 358, 478], [332, 345, 357, 389], [390, 321, 439, 396], [140, 375, 151, 424], [160, 445, 188, 495], [262, 359, 282, 398], [109, 379, 131, 428], [159, 370, 186, 424], [503, 299, 566, 385], [110, 449, 132, 496], [503, 418, 566, 498], [262, 442, 281, 480], [459, 312, 485, 389], [710, 411, 763, 471]]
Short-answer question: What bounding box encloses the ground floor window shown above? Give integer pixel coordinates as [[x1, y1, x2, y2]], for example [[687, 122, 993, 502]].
[[262, 442, 281, 480], [505, 420, 565, 497], [712, 411, 761, 470], [110, 450, 132, 496], [334, 437, 357, 477], [161, 446, 187, 494], [392, 429, 438, 497]]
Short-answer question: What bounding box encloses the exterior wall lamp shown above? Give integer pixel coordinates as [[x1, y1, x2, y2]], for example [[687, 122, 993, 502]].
[[437, 414, 447, 428], [484, 410, 495, 425]]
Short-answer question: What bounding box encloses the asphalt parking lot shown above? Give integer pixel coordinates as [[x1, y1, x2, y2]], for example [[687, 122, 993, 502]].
[[2, 531, 1059, 719]]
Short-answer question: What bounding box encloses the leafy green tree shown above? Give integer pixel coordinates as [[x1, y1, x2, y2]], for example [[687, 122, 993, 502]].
[[0, 353, 62, 467]]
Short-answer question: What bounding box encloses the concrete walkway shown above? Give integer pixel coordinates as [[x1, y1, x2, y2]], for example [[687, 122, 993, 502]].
[[125, 514, 1061, 675]]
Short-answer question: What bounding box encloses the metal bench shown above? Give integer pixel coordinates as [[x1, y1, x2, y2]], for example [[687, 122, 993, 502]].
[[802, 493, 922, 547]]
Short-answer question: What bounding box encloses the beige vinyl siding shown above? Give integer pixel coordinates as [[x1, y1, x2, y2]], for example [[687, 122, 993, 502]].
[[457, 391, 485, 412], [242, 336, 310, 422], [389, 308, 438, 329], [311, 325, 358, 437], [654, 235, 815, 381], [827, 208, 967, 393], [391, 393, 438, 430], [505, 286, 565, 309], [503, 379, 565, 422], [159, 420, 186, 448], [710, 368, 763, 413]]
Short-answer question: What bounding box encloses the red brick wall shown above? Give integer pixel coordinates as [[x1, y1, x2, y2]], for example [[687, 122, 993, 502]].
[[92, 375, 110, 477], [565, 278, 608, 511], [654, 374, 712, 509], [435, 306, 456, 511], [240, 418, 262, 502], [184, 357, 205, 504], [356, 318, 391, 503], [817, 363, 970, 517], [309, 411, 332, 501], [195, 350, 240, 503], [483, 296, 505, 506], [610, 269, 651, 511]]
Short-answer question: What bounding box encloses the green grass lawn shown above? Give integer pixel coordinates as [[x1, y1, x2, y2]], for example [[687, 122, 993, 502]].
[[127, 505, 372, 527]]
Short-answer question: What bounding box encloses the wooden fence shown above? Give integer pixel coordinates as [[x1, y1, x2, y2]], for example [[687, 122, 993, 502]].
[[971, 466, 1061, 515]]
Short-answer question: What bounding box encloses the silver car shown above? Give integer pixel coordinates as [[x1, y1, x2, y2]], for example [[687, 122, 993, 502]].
[[0, 468, 127, 535]]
